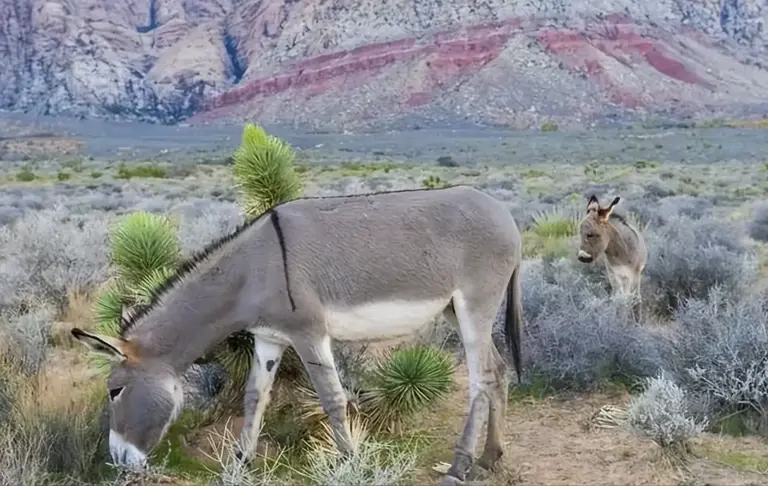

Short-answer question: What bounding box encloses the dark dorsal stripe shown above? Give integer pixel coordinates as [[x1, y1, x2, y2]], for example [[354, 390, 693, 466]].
[[268, 208, 296, 312], [117, 185, 463, 337], [609, 212, 628, 225]]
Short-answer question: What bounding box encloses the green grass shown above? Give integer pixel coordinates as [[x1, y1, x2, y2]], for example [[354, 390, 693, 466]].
[[633, 160, 660, 170], [421, 175, 449, 189], [116, 163, 168, 179], [700, 443, 768, 473], [61, 158, 85, 173], [531, 208, 579, 239], [541, 121, 559, 132], [339, 161, 400, 175], [150, 410, 216, 477], [16, 169, 37, 182]]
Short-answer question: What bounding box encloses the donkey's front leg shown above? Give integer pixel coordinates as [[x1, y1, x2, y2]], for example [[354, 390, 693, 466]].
[[294, 335, 356, 456], [236, 336, 286, 463]]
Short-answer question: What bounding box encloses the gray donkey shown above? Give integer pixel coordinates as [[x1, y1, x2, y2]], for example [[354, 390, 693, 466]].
[[71, 185, 524, 486], [577, 194, 647, 303]]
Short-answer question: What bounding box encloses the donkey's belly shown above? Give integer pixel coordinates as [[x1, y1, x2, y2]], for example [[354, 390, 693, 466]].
[[324, 298, 449, 341]]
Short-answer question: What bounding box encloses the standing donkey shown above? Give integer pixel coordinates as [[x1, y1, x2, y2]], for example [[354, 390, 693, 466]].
[[577, 194, 647, 314], [71, 185, 524, 486]]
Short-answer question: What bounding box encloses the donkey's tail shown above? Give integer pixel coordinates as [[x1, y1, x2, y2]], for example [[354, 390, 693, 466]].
[[505, 263, 523, 384]]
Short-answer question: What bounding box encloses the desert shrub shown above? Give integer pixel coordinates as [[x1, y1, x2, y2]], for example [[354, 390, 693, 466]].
[[360, 345, 454, 433], [672, 288, 768, 435], [0, 207, 110, 313], [16, 169, 36, 182], [629, 195, 714, 228], [0, 206, 23, 226], [201, 420, 288, 486], [540, 121, 558, 132], [643, 216, 757, 316], [521, 259, 671, 391], [0, 306, 55, 375], [116, 163, 167, 179], [626, 373, 707, 455], [0, 353, 107, 485], [304, 421, 417, 486], [172, 200, 244, 257], [747, 201, 768, 243], [421, 175, 449, 189]]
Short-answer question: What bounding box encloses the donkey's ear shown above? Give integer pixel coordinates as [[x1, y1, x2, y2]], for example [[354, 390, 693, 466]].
[[598, 196, 620, 222], [70, 328, 128, 361], [587, 194, 600, 212]]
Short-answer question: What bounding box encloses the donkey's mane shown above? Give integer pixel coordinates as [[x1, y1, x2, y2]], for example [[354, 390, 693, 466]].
[[118, 185, 461, 337], [608, 211, 629, 226]]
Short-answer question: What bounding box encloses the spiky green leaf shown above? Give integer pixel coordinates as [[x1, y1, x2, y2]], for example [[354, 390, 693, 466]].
[[130, 266, 176, 306], [361, 345, 454, 432], [233, 123, 303, 217], [109, 211, 180, 287], [92, 287, 126, 338]]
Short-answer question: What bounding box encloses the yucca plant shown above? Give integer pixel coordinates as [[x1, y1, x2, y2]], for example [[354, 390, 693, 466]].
[[108, 211, 180, 286], [294, 382, 363, 434], [360, 345, 455, 434], [233, 122, 304, 218], [213, 123, 306, 405], [525, 206, 582, 260], [90, 211, 181, 373], [531, 206, 580, 240]]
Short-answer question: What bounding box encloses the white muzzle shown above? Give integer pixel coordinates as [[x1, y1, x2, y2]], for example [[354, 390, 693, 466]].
[[109, 430, 147, 468], [578, 250, 592, 259]]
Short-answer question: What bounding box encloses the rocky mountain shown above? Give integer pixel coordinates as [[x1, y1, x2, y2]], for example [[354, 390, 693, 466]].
[[1, 0, 766, 132]]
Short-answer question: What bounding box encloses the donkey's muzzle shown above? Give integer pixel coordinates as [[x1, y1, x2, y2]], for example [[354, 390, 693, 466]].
[[577, 250, 593, 263], [109, 430, 148, 469]]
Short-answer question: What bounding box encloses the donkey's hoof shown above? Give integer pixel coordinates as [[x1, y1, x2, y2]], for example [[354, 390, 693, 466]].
[[477, 448, 503, 471], [234, 451, 251, 466], [439, 474, 465, 486], [466, 463, 491, 481]]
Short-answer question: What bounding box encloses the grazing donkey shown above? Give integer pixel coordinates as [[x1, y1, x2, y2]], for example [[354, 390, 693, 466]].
[[577, 195, 647, 302], [71, 185, 524, 486]]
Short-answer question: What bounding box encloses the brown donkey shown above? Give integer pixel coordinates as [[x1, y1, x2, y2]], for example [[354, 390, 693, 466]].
[[577, 195, 647, 306]]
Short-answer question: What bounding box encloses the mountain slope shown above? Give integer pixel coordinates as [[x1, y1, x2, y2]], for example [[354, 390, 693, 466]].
[[1, 0, 766, 131]]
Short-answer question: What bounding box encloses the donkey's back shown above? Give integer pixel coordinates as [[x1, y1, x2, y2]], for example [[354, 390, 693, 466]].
[[269, 185, 522, 341], [610, 212, 647, 270]]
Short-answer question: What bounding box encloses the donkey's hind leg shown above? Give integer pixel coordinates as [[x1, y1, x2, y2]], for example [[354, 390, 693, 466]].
[[477, 342, 509, 471], [443, 307, 508, 474], [293, 335, 356, 456], [441, 290, 505, 485], [237, 335, 287, 462]]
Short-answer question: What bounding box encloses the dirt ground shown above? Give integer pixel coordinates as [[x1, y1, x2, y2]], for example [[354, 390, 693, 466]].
[[159, 351, 768, 486], [38, 266, 768, 486]]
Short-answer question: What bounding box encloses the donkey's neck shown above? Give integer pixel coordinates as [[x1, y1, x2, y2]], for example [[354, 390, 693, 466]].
[[603, 223, 630, 263], [124, 219, 280, 372]]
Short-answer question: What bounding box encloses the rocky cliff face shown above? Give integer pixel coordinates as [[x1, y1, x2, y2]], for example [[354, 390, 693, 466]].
[[1, 0, 766, 131]]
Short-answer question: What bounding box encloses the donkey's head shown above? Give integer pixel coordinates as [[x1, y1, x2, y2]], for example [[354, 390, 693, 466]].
[[577, 194, 620, 263], [71, 328, 184, 469]]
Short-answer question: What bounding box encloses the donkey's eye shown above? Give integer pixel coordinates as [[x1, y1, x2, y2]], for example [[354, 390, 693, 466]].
[[109, 387, 124, 401], [586, 232, 597, 238]]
